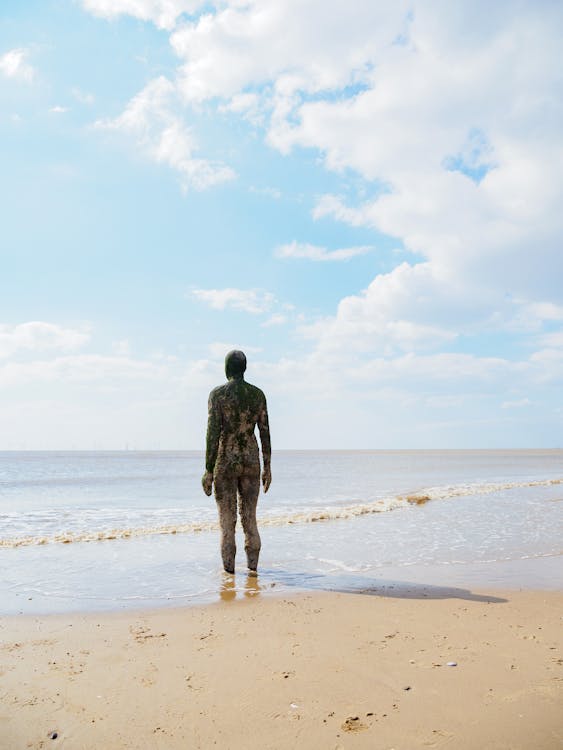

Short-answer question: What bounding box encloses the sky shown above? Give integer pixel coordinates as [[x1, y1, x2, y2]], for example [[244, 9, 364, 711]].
[[1, 0, 562, 450]]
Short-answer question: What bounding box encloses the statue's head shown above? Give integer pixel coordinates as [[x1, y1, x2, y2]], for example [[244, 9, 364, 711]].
[[225, 349, 247, 379]]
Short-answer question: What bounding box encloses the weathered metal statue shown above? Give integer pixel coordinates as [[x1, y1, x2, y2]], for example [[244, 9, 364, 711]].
[[202, 350, 271, 574]]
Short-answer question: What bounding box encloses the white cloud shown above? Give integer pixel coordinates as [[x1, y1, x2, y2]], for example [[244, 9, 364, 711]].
[[298, 261, 469, 356], [82, 0, 205, 30], [170, 1, 406, 103], [261, 314, 287, 327], [219, 92, 265, 126], [0, 354, 165, 387], [312, 194, 372, 227], [112, 339, 131, 356], [344, 352, 522, 389], [539, 331, 563, 349], [0, 48, 35, 82], [49, 105, 68, 114], [71, 87, 95, 105], [526, 303, 563, 322], [95, 77, 234, 190], [0, 322, 90, 360], [275, 241, 371, 262], [191, 287, 274, 314], [502, 398, 531, 409]]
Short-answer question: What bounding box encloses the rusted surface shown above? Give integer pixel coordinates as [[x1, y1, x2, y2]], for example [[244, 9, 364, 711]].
[[202, 350, 271, 572]]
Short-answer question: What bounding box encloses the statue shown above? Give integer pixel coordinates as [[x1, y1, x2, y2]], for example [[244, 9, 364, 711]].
[[202, 350, 271, 574]]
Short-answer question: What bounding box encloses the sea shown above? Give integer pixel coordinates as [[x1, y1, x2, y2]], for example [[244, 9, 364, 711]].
[[1, 450, 562, 614]]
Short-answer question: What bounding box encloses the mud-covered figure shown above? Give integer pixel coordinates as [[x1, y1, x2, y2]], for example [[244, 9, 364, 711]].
[[202, 350, 271, 574]]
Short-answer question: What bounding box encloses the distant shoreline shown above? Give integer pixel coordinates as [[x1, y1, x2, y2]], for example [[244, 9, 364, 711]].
[[1, 447, 562, 454]]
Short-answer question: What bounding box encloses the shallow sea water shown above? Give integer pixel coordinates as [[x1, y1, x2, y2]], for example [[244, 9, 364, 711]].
[[0, 450, 561, 613]]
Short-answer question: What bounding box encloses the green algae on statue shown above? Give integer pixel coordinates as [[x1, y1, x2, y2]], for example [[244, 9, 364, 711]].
[[202, 350, 271, 574]]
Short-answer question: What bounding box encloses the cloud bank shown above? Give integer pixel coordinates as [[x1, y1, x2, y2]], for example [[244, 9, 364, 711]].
[[72, 1, 563, 446]]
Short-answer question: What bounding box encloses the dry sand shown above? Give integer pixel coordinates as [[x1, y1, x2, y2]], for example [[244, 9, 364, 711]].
[[1, 580, 562, 749]]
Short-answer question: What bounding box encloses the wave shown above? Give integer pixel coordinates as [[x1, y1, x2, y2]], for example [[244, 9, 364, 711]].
[[1, 476, 560, 548], [418, 477, 562, 500]]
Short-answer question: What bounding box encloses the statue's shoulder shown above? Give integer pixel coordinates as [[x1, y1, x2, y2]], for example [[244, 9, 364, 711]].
[[209, 383, 229, 400], [244, 381, 266, 402]]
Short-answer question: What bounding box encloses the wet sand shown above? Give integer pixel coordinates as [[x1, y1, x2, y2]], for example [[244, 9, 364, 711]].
[[1, 582, 562, 749]]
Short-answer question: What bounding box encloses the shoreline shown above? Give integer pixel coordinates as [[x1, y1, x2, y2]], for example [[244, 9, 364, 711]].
[[3, 552, 562, 617], [1, 584, 562, 749]]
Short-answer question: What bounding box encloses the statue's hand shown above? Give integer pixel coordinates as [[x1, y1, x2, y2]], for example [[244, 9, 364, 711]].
[[201, 471, 213, 497], [262, 466, 272, 493]]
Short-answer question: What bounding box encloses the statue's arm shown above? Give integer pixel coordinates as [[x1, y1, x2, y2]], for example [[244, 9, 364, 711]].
[[257, 395, 271, 492], [202, 392, 220, 496]]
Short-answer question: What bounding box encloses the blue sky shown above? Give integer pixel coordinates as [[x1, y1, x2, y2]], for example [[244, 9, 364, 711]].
[[1, 0, 562, 449]]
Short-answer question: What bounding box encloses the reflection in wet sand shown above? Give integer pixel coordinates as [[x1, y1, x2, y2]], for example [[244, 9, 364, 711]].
[[244, 574, 262, 598], [218, 572, 263, 602], [219, 573, 236, 602]]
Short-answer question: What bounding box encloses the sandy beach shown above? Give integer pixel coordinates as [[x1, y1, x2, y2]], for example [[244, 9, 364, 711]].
[[1, 580, 562, 749]]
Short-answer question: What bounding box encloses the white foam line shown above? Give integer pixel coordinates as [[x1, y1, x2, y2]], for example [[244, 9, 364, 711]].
[[1, 477, 560, 548], [424, 477, 562, 500]]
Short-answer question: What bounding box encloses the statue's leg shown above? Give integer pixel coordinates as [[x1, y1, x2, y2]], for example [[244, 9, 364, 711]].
[[238, 466, 261, 571], [214, 471, 237, 574]]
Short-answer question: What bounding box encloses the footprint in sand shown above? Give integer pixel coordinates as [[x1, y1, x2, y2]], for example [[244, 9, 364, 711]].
[[341, 716, 367, 732], [423, 728, 454, 746], [130, 625, 167, 644]]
